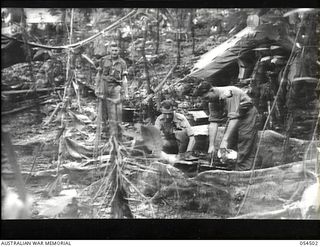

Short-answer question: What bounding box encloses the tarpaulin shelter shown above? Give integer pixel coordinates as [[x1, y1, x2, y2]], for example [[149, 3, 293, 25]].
[[188, 23, 293, 82]]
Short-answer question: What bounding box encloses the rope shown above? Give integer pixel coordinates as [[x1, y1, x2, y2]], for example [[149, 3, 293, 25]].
[[1, 9, 138, 51], [234, 20, 303, 217]]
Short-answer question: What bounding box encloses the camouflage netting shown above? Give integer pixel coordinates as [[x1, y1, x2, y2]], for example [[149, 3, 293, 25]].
[[135, 158, 317, 218], [134, 129, 318, 218]]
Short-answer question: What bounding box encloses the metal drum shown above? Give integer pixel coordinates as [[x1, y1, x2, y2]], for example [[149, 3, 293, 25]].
[[122, 108, 135, 122]]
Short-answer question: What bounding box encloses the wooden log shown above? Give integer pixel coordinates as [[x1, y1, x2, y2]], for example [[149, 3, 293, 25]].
[[194, 159, 316, 184], [1, 100, 48, 116], [3, 159, 111, 186], [2, 87, 64, 95]]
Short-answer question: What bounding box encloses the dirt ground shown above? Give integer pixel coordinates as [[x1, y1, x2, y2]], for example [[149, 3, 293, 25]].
[[3, 99, 317, 219], [2, 95, 224, 219]]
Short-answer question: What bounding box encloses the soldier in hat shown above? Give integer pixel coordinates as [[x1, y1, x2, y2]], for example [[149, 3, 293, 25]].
[[154, 100, 195, 158], [95, 41, 128, 139]]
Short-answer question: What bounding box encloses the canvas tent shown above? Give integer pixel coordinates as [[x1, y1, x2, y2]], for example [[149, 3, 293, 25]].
[[188, 23, 293, 81]]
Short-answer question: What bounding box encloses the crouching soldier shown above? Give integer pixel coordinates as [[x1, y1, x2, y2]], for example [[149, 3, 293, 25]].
[[154, 100, 195, 159]]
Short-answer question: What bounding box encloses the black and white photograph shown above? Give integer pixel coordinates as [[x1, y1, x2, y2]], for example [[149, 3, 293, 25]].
[[1, 7, 319, 237]]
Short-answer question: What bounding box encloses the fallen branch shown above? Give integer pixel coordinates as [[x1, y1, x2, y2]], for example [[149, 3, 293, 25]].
[[143, 63, 177, 103], [43, 102, 63, 126], [230, 203, 301, 219], [169, 74, 190, 89]]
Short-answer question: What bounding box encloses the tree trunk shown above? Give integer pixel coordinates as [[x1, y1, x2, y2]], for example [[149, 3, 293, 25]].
[[177, 34, 181, 65], [176, 10, 183, 65], [155, 9, 160, 54], [191, 9, 196, 55], [20, 8, 42, 124], [58, 8, 74, 172], [110, 137, 133, 218], [141, 23, 154, 122], [142, 26, 151, 93], [117, 29, 122, 53]]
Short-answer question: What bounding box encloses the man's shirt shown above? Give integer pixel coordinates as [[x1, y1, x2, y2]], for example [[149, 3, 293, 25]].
[[209, 86, 252, 122], [101, 55, 128, 82], [155, 112, 194, 138]]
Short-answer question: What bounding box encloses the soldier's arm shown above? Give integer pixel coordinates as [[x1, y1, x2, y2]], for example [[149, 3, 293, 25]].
[[220, 118, 239, 149], [180, 115, 195, 153], [154, 116, 161, 130], [186, 135, 195, 153], [154, 116, 166, 137], [122, 61, 129, 99], [122, 75, 129, 99]]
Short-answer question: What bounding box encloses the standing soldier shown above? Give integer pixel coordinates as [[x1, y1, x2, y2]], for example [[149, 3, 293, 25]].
[[95, 42, 129, 140]]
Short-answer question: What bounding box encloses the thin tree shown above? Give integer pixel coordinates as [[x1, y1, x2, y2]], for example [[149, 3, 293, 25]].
[[176, 9, 183, 65], [190, 9, 196, 54], [57, 8, 75, 174], [141, 20, 154, 122], [20, 8, 42, 123], [155, 9, 160, 54]]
